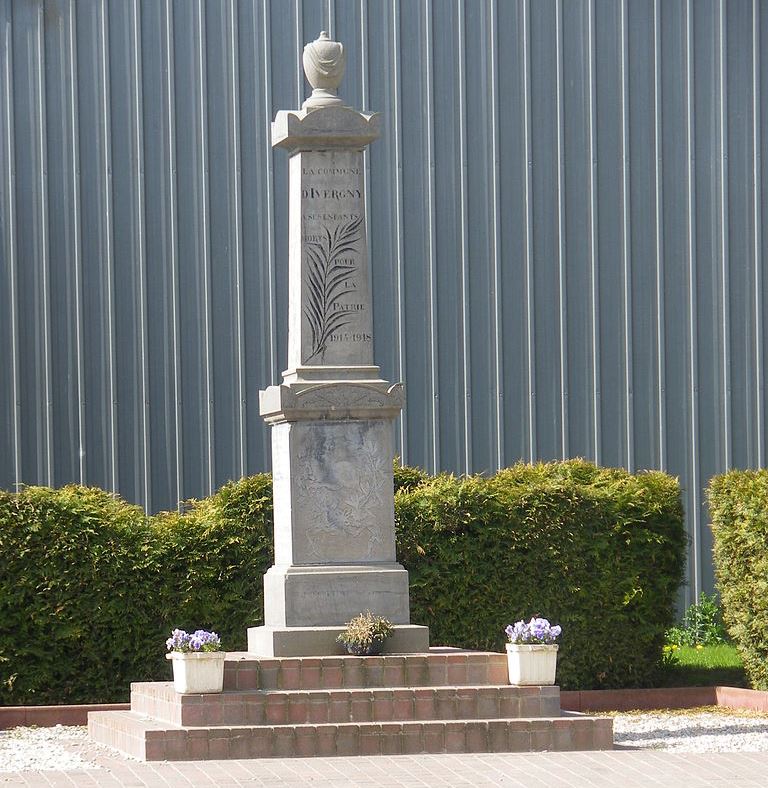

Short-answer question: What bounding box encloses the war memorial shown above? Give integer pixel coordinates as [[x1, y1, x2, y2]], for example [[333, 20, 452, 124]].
[[88, 33, 612, 760]]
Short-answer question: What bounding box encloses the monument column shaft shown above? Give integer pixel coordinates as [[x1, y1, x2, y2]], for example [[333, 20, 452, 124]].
[[288, 150, 373, 372]]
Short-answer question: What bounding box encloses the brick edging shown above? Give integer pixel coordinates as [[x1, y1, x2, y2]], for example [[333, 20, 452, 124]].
[[559, 687, 717, 712], [4, 686, 768, 728], [0, 703, 130, 729], [715, 686, 768, 712], [560, 685, 768, 713]]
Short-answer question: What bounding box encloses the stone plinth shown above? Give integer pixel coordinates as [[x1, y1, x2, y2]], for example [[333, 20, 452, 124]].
[[253, 375, 426, 655], [247, 624, 429, 659]]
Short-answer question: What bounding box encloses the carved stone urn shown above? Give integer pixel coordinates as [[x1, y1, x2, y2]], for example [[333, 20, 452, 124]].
[[302, 31, 346, 108]]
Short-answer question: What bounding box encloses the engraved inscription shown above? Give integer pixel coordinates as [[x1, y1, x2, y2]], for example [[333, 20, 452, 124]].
[[302, 166, 360, 176], [303, 213, 360, 223], [303, 217, 363, 362], [302, 187, 362, 200], [329, 332, 372, 342]]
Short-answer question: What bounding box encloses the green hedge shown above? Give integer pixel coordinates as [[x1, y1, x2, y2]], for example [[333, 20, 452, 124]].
[[0, 460, 684, 704], [708, 470, 768, 690], [0, 478, 273, 704], [396, 460, 686, 690]]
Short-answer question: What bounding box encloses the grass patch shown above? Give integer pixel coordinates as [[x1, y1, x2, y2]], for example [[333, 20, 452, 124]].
[[658, 644, 748, 688]]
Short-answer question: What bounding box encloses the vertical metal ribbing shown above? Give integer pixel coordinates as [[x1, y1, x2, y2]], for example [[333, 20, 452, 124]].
[[34, 3, 53, 484], [359, 0, 369, 110], [488, 0, 504, 469], [131, 0, 151, 508], [587, 0, 601, 464], [326, 0, 335, 39], [521, 0, 536, 462], [424, 0, 440, 471], [2, 1, 21, 486], [555, 0, 568, 460], [360, 0, 373, 404], [195, 0, 215, 494], [753, 0, 765, 468], [228, 0, 247, 477], [619, 0, 634, 471], [391, 0, 408, 461], [163, 0, 183, 506], [66, 2, 86, 483], [261, 0, 278, 385], [294, 0, 303, 108], [653, 0, 666, 471], [456, 0, 472, 473], [685, 0, 700, 603], [360, 0, 369, 116], [98, 0, 118, 492], [718, 0, 731, 471]]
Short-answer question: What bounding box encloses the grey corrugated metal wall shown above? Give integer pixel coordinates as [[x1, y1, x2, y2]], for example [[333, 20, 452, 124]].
[[1, 0, 766, 606]]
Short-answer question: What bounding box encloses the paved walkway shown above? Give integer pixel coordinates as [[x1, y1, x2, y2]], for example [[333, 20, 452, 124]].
[[2, 748, 768, 787]]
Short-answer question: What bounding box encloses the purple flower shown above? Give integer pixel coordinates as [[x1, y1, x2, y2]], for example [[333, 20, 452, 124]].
[[166, 629, 192, 651], [505, 617, 562, 645], [166, 628, 222, 653]]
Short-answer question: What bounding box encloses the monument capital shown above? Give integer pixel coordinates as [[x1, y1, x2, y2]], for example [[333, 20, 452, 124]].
[[271, 106, 380, 152]]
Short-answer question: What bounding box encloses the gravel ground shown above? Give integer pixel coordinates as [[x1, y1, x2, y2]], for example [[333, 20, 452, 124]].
[[2, 711, 768, 771], [612, 709, 768, 753], [0, 725, 103, 772]]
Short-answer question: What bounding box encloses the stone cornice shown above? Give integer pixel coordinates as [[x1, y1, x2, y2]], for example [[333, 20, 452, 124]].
[[272, 107, 380, 152], [259, 381, 404, 424]]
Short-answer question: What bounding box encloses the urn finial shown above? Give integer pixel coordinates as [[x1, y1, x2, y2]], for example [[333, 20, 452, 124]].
[[302, 31, 346, 109]]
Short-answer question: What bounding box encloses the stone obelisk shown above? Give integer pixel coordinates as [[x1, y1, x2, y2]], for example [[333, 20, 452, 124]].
[[248, 32, 429, 657]]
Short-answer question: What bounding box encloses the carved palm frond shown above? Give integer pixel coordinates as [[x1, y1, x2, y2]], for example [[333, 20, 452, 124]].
[[304, 216, 363, 362]]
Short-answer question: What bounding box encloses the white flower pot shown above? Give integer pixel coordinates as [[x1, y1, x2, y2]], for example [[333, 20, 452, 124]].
[[505, 643, 558, 686], [166, 651, 226, 694]]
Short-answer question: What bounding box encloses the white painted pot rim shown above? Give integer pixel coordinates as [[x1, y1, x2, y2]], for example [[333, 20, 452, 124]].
[[506, 643, 559, 652], [166, 651, 226, 660]]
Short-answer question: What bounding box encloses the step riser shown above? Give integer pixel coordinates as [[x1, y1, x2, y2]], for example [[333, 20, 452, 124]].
[[221, 652, 508, 691], [131, 685, 560, 727], [89, 714, 613, 760], [88, 715, 148, 761]]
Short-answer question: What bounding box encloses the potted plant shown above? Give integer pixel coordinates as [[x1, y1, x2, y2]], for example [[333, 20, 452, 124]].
[[504, 617, 561, 686], [165, 629, 225, 693], [336, 611, 394, 656]]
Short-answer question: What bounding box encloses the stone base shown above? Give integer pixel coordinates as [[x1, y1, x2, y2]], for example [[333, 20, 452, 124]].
[[263, 564, 413, 627], [247, 624, 430, 657]]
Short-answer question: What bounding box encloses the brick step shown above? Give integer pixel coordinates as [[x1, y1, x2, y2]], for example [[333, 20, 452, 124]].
[[130, 681, 560, 727], [88, 710, 613, 760], [223, 648, 508, 691]]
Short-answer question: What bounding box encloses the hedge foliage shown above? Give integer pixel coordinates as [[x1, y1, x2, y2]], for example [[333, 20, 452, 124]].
[[396, 460, 686, 690], [1, 460, 684, 703], [708, 470, 768, 690], [0, 478, 273, 704]]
